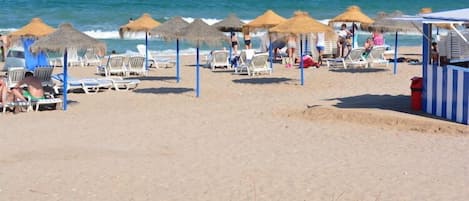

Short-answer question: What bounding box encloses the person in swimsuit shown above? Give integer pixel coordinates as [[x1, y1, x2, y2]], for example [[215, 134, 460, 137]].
[[243, 30, 251, 49], [10, 72, 44, 102], [286, 34, 297, 68], [231, 32, 238, 55]]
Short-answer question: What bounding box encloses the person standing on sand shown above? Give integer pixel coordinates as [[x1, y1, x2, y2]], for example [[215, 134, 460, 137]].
[[243, 30, 251, 49], [231, 32, 238, 55], [286, 34, 297, 68]]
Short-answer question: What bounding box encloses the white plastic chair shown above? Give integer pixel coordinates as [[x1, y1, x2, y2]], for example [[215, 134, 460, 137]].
[[247, 53, 271, 76], [127, 56, 147, 76], [208, 50, 229, 71], [7, 67, 26, 88]]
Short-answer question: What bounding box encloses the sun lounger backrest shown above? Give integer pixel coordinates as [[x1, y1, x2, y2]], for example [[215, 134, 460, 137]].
[[213, 51, 228, 63], [34, 66, 54, 86], [369, 46, 386, 60], [251, 53, 268, 68], [128, 56, 145, 69], [348, 48, 365, 61], [7, 67, 26, 88]]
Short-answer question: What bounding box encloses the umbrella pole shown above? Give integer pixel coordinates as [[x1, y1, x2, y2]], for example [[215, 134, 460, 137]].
[[304, 35, 308, 55], [393, 31, 398, 75], [196, 43, 200, 97], [145, 32, 149, 70], [300, 36, 304, 86], [352, 22, 355, 49], [63, 49, 68, 111], [177, 39, 180, 83], [229, 31, 232, 64], [269, 33, 273, 71]]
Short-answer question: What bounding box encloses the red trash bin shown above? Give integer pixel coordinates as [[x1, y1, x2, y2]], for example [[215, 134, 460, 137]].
[[410, 77, 423, 110]]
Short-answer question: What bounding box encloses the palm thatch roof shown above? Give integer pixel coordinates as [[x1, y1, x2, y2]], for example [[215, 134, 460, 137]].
[[31, 23, 106, 54], [270, 11, 334, 35], [365, 11, 418, 33], [329, 5, 374, 26], [243, 10, 286, 32], [179, 19, 229, 46], [9, 18, 55, 39], [213, 13, 245, 32], [119, 13, 161, 38], [149, 16, 189, 40]]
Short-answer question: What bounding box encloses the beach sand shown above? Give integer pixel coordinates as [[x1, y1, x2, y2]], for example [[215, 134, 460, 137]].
[[0, 46, 468, 201]]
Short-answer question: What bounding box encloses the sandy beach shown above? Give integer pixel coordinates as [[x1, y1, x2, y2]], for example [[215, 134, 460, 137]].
[[0, 46, 468, 201]]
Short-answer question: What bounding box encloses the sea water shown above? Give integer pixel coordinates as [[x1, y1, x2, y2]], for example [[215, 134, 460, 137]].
[[0, 0, 465, 55]]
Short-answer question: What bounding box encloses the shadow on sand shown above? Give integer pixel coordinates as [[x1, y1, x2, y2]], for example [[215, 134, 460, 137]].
[[329, 68, 388, 73], [133, 87, 193, 94], [130, 76, 176, 81], [326, 94, 456, 122], [233, 77, 292, 85], [327, 94, 412, 113]]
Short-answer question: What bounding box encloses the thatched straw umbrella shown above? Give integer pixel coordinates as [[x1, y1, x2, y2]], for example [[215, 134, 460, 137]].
[[119, 13, 161, 69], [270, 11, 335, 85], [150, 16, 189, 82], [31, 23, 106, 111], [366, 11, 419, 74], [9, 18, 55, 40], [213, 13, 245, 61], [329, 5, 374, 48], [213, 13, 245, 32], [243, 10, 287, 70], [178, 19, 228, 97]]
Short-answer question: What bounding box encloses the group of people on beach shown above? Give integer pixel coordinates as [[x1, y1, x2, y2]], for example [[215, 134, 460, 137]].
[[0, 72, 45, 111]]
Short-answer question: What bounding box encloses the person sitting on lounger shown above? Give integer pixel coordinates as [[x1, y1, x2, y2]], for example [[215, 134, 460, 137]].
[[0, 76, 11, 104], [10, 71, 44, 102]]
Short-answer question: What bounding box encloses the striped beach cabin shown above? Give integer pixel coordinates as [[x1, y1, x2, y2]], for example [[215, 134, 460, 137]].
[[420, 8, 469, 125]]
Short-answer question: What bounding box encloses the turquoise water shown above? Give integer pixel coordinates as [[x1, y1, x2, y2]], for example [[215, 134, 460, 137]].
[[0, 0, 465, 55]]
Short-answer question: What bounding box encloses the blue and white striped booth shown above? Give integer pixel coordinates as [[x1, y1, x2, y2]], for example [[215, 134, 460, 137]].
[[420, 8, 469, 125]]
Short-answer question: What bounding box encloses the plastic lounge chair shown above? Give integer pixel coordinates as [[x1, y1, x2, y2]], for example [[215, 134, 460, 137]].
[[98, 77, 140, 91], [27, 93, 62, 112], [136, 44, 175, 68], [34, 66, 54, 87], [344, 48, 368, 68], [127, 56, 147, 76], [0, 100, 31, 114], [97, 55, 127, 76], [7, 67, 26, 88], [66, 47, 84, 67], [52, 73, 111, 94], [83, 48, 102, 66], [236, 49, 255, 74], [366, 46, 389, 67], [208, 50, 229, 71], [247, 53, 271, 76]]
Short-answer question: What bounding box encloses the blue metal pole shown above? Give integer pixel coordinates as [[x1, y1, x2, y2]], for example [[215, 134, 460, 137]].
[[196, 45, 200, 97], [422, 23, 431, 112], [145, 32, 149, 70], [63, 49, 68, 111], [304, 36, 308, 55], [176, 39, 180, 83], [300, 36, 304, 86], [269, 34, 273, 71], [393, 32, 398, 75], [229, 31, 233, 63]]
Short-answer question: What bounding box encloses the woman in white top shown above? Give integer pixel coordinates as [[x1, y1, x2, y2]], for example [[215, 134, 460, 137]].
[[316, 32, 325, 65]]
